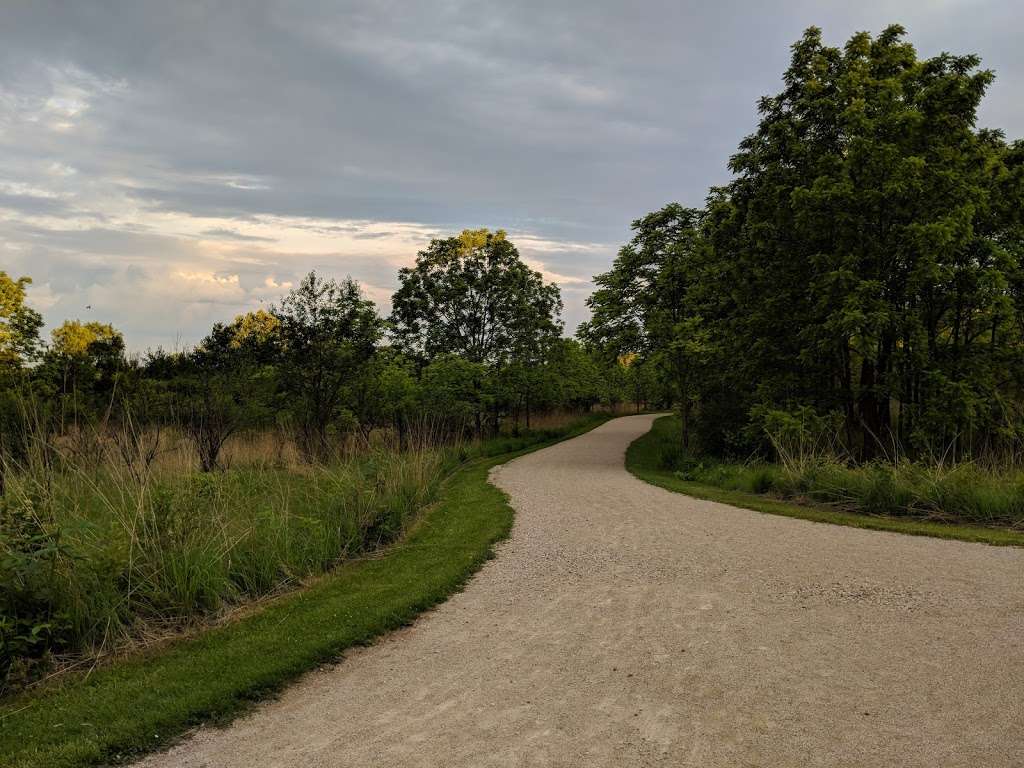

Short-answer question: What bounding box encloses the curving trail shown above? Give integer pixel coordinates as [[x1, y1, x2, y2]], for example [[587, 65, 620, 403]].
[[138, 415, 1024, 767]]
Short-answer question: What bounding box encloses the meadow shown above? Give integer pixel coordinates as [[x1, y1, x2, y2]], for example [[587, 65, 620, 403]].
[[0, 411, 605, 694]]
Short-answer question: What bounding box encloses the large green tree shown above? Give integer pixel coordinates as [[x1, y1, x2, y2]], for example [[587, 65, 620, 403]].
[[390, 229, 563, 366], [709, 24, 1024, 458], [174, 318, 274, 472], [585, 26, 1024, 460], [0, 273, 43, 494]]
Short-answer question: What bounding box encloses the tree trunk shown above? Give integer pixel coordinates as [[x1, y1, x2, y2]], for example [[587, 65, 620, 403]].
[[680, 399, 691, 451], [396, 412, 407, 452], [858, 358, 884, 461]]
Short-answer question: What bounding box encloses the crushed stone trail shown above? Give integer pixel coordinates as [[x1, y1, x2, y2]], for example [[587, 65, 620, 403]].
[[138, 415, 1024, 767]]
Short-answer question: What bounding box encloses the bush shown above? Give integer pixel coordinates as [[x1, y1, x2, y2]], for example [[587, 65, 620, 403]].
[[659, 443, 685, 471], [0, 493, 73, 691]]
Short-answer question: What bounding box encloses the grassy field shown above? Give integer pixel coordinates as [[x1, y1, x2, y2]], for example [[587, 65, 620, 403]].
[[627, 416, 1024, 547], [2, 442, 454, 686], [0, 414, 610, 768]]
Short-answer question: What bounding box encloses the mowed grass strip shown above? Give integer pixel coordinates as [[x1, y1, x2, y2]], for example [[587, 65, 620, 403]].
[[0, 417, 610, 768], [627, 416, 1024, 547]]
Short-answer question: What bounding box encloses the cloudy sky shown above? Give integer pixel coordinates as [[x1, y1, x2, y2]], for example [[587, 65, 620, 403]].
[[2, 1, 1021, 351]]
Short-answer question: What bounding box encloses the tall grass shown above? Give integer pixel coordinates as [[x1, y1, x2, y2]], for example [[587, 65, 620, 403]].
[[1, 410, 612, 693], [0, 423, 454, 692], [652, 416, 1024, 528]]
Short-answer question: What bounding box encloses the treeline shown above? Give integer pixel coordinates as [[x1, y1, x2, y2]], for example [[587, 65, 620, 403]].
[[0, 229, 660, 482], [581, 25, 1024, 462]]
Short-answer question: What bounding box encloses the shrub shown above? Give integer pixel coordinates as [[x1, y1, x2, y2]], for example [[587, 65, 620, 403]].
[[0, 492, 73, 691], [660, 443, 684, 471]]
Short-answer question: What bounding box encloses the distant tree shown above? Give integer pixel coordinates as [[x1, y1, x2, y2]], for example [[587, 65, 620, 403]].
[[580, 205, 711, 447], [176, 318, 273, 472], [39, 319, 127, 428], [273, 272, 382, 461], [349, 349, 421, 449], [390, 229, 563, 366], [50, 320, 121, 358], [554, 340, 604, 412], [226, 309, 279, 353], [0, 273, 44, 493], [418, 354, 488, 436]]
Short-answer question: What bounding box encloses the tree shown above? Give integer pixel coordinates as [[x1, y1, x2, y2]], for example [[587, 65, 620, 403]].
[[50, 321, 121, 358], [0, 273, 42, 369], [706, 24, 1023, 458], [273, 272, 382, 461], [0, 273, 44, 494], [390, 229, 563, 366], [418, 354, 488, 436], [227, 309, 280, 352], [176, 319, 272, 472], [579, 205, 711, 447], [39, 320, 128, 436], [348, 349, 420, 449], [592, 26, 1024, 460]]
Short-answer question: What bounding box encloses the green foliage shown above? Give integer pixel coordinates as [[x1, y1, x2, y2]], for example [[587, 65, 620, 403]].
[[0, 493, 73, 690], [49, 321, 122, 359], [172, 320, 275, 471], [0, 273, 43, 368], [709, 24, 1024, 459], [419, 353, 487, 428], [585, 25, 1024, 463], [0, 448, 453, 681], [636, 416, 1024, 533], [390, 228, 563, 366], [272, 272, 382, 460], [629, 416, 1024, 546], [580, 205, 710, 444]]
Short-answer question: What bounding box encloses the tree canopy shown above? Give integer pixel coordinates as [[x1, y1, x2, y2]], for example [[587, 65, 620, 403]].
[[583, 24, 1024, 459], [0, 273, 42, 368], [390, 229, 563, 365]]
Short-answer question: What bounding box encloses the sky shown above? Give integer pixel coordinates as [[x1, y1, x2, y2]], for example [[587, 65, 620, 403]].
[[2, 0, 1021, 352]]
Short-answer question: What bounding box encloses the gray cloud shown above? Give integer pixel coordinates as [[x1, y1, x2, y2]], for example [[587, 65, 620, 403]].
[[1, 0, 1021, 349], [0, 192, 75, 217], [200, 228, 278, 243]]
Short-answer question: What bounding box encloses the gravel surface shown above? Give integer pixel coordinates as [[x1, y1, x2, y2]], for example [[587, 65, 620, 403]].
[[137, 414, 1024, 767]]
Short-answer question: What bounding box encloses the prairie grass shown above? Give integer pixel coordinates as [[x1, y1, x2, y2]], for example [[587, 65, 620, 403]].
[[1, 411, 613, 693], [628, 416, 1024, 544], [1, 425, 454, 690]]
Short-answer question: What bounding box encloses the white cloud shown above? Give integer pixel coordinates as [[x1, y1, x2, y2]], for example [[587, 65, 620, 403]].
[[24, 280, 60, 311]]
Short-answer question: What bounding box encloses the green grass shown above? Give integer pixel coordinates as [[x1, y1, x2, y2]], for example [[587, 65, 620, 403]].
[[627, 416, 1024, 547], [0, 415, 610, 768], [2, 447, 454, 687]]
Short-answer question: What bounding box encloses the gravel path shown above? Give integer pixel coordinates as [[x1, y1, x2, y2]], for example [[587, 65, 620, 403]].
[[138, 414, 1024, 767]]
